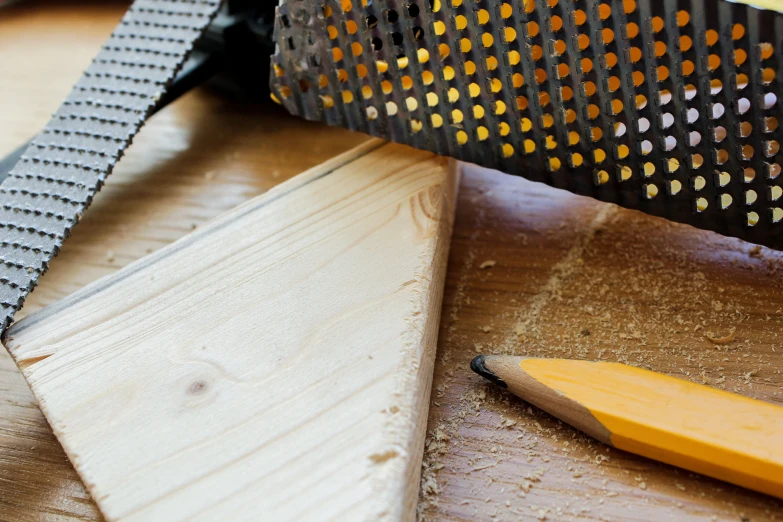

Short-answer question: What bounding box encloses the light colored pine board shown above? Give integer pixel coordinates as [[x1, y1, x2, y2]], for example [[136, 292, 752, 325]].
[[5, 140, 459, 522], [0, 6, 363, 519]]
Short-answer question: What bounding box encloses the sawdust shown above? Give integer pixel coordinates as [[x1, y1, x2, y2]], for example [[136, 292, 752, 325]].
[[499, 204, 617, 352], [419, 176, 783, 521]]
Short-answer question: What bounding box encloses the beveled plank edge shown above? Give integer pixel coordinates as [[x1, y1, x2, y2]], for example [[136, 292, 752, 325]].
[[370, 160, 461, 522]]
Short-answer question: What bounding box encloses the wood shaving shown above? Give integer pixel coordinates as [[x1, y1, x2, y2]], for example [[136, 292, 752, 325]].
[[705, 330, 735, 345]]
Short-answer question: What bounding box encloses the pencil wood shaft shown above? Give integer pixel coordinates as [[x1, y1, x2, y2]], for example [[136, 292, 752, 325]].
[[472, 355, 783, 499]]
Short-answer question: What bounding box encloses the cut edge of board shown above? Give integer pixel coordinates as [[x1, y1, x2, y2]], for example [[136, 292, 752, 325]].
[[5, 140, 461, 522], [369, 159, 460, 522]]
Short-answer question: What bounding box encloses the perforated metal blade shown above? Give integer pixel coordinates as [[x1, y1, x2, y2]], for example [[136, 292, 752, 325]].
[[270, 0, 783, 250]]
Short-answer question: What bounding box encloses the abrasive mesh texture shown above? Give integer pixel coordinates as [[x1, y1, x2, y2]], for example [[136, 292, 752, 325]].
[[271, 0, 783, 250], [0, 0, 222, 331]]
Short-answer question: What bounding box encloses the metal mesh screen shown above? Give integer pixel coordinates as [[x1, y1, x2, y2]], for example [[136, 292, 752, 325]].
[[270, 0, 783, 250]]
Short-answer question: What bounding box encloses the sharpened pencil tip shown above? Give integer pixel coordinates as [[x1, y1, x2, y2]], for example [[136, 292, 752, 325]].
[[470, 355, 508, 389]]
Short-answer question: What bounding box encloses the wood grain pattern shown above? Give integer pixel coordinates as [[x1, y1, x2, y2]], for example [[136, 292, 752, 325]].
[[6, 141, 459, 521], [3, 3, 783, 521], [0, 4, 364, 520]]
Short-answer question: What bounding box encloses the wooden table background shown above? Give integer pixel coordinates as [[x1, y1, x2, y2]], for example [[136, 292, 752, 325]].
[[1, 2, 782, 521]]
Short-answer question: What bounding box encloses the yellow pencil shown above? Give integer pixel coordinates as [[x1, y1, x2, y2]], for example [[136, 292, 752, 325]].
[[471, 355, 783, 499]]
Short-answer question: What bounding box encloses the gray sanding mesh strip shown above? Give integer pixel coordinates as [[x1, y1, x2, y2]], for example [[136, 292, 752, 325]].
[[271, 0, 783, 250], [0, 0, 223, 332]]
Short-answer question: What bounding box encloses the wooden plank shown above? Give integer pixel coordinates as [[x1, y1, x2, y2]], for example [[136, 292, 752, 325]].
[[0, 90, 364, 522], [5, 140, 459, 521], [0, 7, 365, 519]]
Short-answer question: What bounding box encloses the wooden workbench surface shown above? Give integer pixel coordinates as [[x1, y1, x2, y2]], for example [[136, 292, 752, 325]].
[[1, 2, 781, 521]]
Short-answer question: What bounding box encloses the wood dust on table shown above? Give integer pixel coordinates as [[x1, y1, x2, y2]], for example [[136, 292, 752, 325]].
[[420, 163, 783, 522]]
